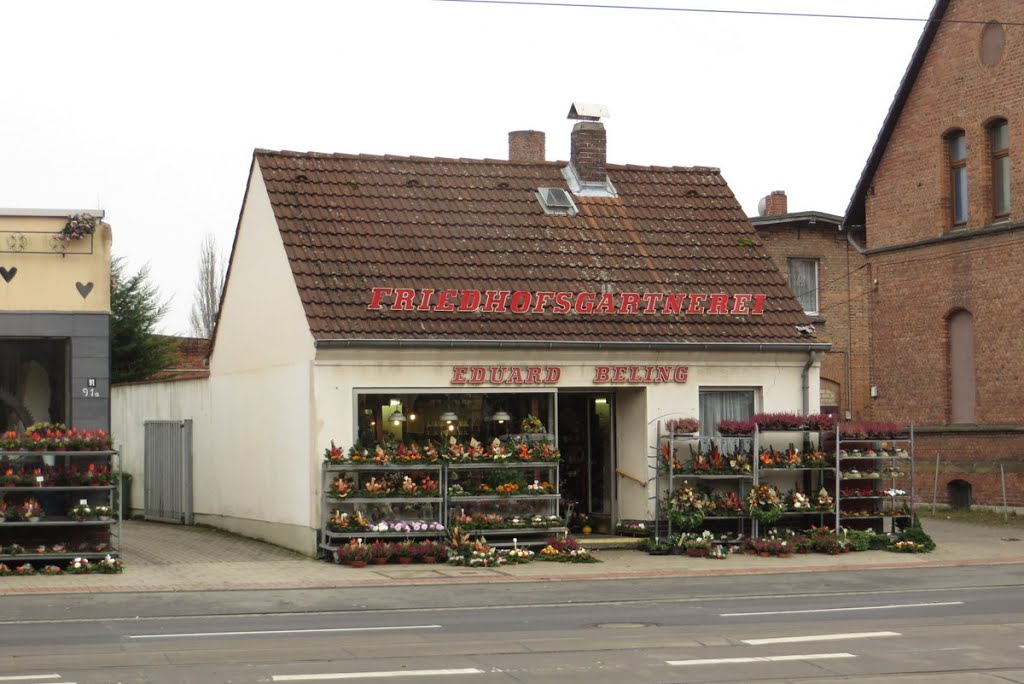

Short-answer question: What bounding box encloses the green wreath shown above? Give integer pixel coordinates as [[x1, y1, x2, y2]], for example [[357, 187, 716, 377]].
[[668, 507, 705, 530], [748, 503, 785, 524]]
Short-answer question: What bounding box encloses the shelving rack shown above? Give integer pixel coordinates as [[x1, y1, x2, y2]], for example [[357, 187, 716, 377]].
[[320, 462, 446, 555], [0, 449, 121, 563], [834, 425, 915, 534]]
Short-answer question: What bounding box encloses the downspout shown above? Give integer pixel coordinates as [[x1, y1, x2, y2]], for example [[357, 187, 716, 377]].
[[802, 351, 821, 416]]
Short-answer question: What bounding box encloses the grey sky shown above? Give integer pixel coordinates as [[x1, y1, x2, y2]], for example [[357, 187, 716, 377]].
[[0, 0, 935, 334]]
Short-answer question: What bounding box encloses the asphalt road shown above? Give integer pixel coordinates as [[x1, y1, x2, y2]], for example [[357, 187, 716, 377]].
[[1, 564, 1023, 683]]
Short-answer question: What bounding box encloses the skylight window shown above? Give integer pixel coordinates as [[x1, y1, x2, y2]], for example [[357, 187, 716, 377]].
[[537, 187, 577, 216]]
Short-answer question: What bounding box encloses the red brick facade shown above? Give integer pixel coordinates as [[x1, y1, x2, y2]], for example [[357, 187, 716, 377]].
[[848, 0, 1024, 508], [753, 210, 872, 422]]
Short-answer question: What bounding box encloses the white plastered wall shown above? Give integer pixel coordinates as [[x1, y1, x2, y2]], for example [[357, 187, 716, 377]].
[[205, 161, 317, 554], [312, 346, 820, 528]]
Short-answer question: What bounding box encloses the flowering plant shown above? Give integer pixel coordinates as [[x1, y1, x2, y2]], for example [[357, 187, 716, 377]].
[[335, 539, 373, 564], [532, 441, 560, 462], [706, 491, 744, 515], [504, 545, 535, 564], [814, 487, 834, 509], [746, 484, 784, 523], [537, 535, 600, 563], [526, 480, 555, 494], [67, 557, 91, 574], [664, 417, 699, 435], [614, 521, 650, 537], [788, 491, 811, 510], [803, 450, 830, 467], [446, 528, 505, 567], [752, 412, 805, 431], [40, 565, 62, 575], [716, 419, 755, 436], [495, 483, 520, 496], [19, 498, 44, 520], [59, 213, 97, 241], [68, 503, 93, 520], [804, 413, 836, 432], [393, 442, 424, 464], [659, 443, 684, 473]]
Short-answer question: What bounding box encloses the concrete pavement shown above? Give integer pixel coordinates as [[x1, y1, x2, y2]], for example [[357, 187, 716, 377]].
[[1, 517, 1022, 596]]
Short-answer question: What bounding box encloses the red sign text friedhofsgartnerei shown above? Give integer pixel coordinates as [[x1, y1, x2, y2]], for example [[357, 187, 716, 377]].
[[368, 288, 766, 316], [451, 365, 688, 385]]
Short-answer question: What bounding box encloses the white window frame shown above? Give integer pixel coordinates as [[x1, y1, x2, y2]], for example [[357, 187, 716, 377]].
[[788, 258, 820, 316]]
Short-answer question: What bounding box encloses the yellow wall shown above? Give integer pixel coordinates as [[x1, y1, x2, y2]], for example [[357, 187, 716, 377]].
[[0, 214, 111, 313]]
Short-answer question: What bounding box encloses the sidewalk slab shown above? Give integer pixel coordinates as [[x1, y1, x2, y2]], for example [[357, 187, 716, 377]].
[[1, 518, 1021, 596]]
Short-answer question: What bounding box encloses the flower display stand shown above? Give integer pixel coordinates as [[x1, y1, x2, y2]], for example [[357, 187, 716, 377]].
[[834, 424, 915, 535]]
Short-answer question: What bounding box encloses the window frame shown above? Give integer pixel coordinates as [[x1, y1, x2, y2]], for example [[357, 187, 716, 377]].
[[787, 257, 820, 316], [947, 130, 969, 226], [988, 119, 1010, 218]]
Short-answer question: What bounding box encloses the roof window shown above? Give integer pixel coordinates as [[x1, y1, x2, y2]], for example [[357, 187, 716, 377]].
[[537, 187, 578, 216]]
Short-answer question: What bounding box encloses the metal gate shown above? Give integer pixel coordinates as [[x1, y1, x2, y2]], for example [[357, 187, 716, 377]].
[[143, 419, 194, 524]]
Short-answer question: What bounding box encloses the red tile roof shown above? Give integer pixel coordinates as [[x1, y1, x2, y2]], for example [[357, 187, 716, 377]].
[[255, 150, 815, 345]]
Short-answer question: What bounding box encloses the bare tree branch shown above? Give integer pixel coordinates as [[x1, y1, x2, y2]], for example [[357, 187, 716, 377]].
[[189, 233, 225, 339]]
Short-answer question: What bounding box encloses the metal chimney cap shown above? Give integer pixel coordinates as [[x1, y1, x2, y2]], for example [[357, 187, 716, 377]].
[[567, 102, 610, 121]]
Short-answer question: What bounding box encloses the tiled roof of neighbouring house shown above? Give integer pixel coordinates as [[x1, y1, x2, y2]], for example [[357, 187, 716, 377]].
[[253, 149, 815, 345]]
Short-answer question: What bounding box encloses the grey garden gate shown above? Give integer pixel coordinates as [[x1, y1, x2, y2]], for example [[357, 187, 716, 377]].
[[143, 419, 194, 524]]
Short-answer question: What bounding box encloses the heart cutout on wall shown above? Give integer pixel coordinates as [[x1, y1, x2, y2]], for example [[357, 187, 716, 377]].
[[0, 266, 16, 283], [76, 281, 94, 298]]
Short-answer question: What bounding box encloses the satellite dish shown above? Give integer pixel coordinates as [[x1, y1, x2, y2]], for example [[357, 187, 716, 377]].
[[757, 196, 769, 217]]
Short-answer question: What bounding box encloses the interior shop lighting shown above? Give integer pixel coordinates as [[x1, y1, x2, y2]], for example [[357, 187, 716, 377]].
[[491, 410, 511, 424]]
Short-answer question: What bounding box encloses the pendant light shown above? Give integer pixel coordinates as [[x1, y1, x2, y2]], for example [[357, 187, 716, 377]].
[[491, 410, 511, 424]]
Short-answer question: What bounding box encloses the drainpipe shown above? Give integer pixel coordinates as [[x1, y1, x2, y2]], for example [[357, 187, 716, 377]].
[[802, 351, 821, 416]]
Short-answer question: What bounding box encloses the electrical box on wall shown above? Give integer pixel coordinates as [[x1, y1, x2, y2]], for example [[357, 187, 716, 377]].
[[870, 386, 879, 398]]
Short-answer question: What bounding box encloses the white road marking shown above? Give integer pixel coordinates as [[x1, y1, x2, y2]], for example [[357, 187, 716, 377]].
[[743, 631, 900, 645], [272, 668, 485, 681], [668, 653, 856, 666], [721, 601, 963, 616], [0, 677, 62, 682], [127, 624, 441, 639]]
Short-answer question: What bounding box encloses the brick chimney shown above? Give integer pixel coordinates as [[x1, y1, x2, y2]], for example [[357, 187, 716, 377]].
[[760, 190, 788, 216], [570, 122, 607, 185], [508, 130, 545, 162]]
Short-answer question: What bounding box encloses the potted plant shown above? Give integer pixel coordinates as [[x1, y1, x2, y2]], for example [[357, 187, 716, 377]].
[[395, 540, 415, 564], [664, 417, 699, 436], [337, 539, 372, 568], [94, 504, 113, 521], [716, 419, 756, 437], [369, 540, 393, 565], [19, 498, 44, 522], [683, 530, 714, 557], [68, 503, 93, 522]]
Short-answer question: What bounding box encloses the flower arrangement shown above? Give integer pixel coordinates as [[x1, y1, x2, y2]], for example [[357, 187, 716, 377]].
[[803, 450, 830, 467], [537, 535, 600, 563], [679, 530, 715, 557], [664, 417, 699, 435], [521, 414, 545, 434], [40, 565, 62, 575], [368, 520, 444, 533], [446, 528, 505, 567], [706, 490, 744, 516], [362, 477, 392, 497], [495, 483, 520, 495], [370, 539, 393, 562], [889, 540, 925, 553], [814, 487, 834, 510], [526, 480, 555, 494], [614, 521, 650, 537], [323, 440, 345, 463], [59, 213, 97, 241], [716, 419, 755, 436], [0, 563, 9, 576], [504, 543, 535, 564], [666, 484, 706, 530], [95, 555, 124, 574], [15, 563, 37, 575], [328, 476, 355, 499], [393, 442, 424, 464], [416, 539, 447, 563], [328, 511, 368, 532], [788, 491, 811, 510], [660, 443, 684, 473], [67, 557, 91, 574], [398, 476, 420, 496], [746, 484, 784, 523]]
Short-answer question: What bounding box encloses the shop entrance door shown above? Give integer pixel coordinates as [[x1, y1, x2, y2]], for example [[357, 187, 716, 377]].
[[557, 393, 615, 531]]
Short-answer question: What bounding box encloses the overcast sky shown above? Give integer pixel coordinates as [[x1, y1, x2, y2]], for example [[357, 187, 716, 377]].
[[0, 0, 935, 334]]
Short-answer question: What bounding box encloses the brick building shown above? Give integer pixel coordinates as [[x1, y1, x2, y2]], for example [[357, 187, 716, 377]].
[[752, 191, 872, 423], [845, 0, 1024, 507]]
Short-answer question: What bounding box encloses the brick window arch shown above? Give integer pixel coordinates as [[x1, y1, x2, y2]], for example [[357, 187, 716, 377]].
[[948, 309, 976, 424], [946, 130, 969, 226], [987, 118, 1010, 218]]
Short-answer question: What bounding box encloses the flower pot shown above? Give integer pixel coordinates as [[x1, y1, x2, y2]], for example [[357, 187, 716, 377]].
[[98, 515, 112, 522], [422, 556, 437, 564], [778, 552, 790, 558], [686, 548, 708, 558], [27, 517, 39, 523], [758, 552, 771, 558], [349, 560, 367, 568], [398, 557, 413, 565], [372, 557, 388, 565]]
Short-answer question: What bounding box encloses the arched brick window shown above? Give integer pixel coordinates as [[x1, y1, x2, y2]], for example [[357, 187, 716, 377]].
[[948, 310, 976, 424], [988, 118, 1010, 218], [947, 130, 968, 225]]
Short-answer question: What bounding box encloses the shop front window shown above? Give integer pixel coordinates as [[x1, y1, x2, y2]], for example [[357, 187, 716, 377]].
[[355, 391, 555, 449], [0, 339, 69, 431]]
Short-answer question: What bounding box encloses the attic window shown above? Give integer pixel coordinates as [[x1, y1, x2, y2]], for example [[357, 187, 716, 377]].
[[537, 187, 578, 216]]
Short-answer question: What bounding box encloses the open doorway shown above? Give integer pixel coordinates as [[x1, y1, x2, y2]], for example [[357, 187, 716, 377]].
[[558, 393, 615, 533]]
